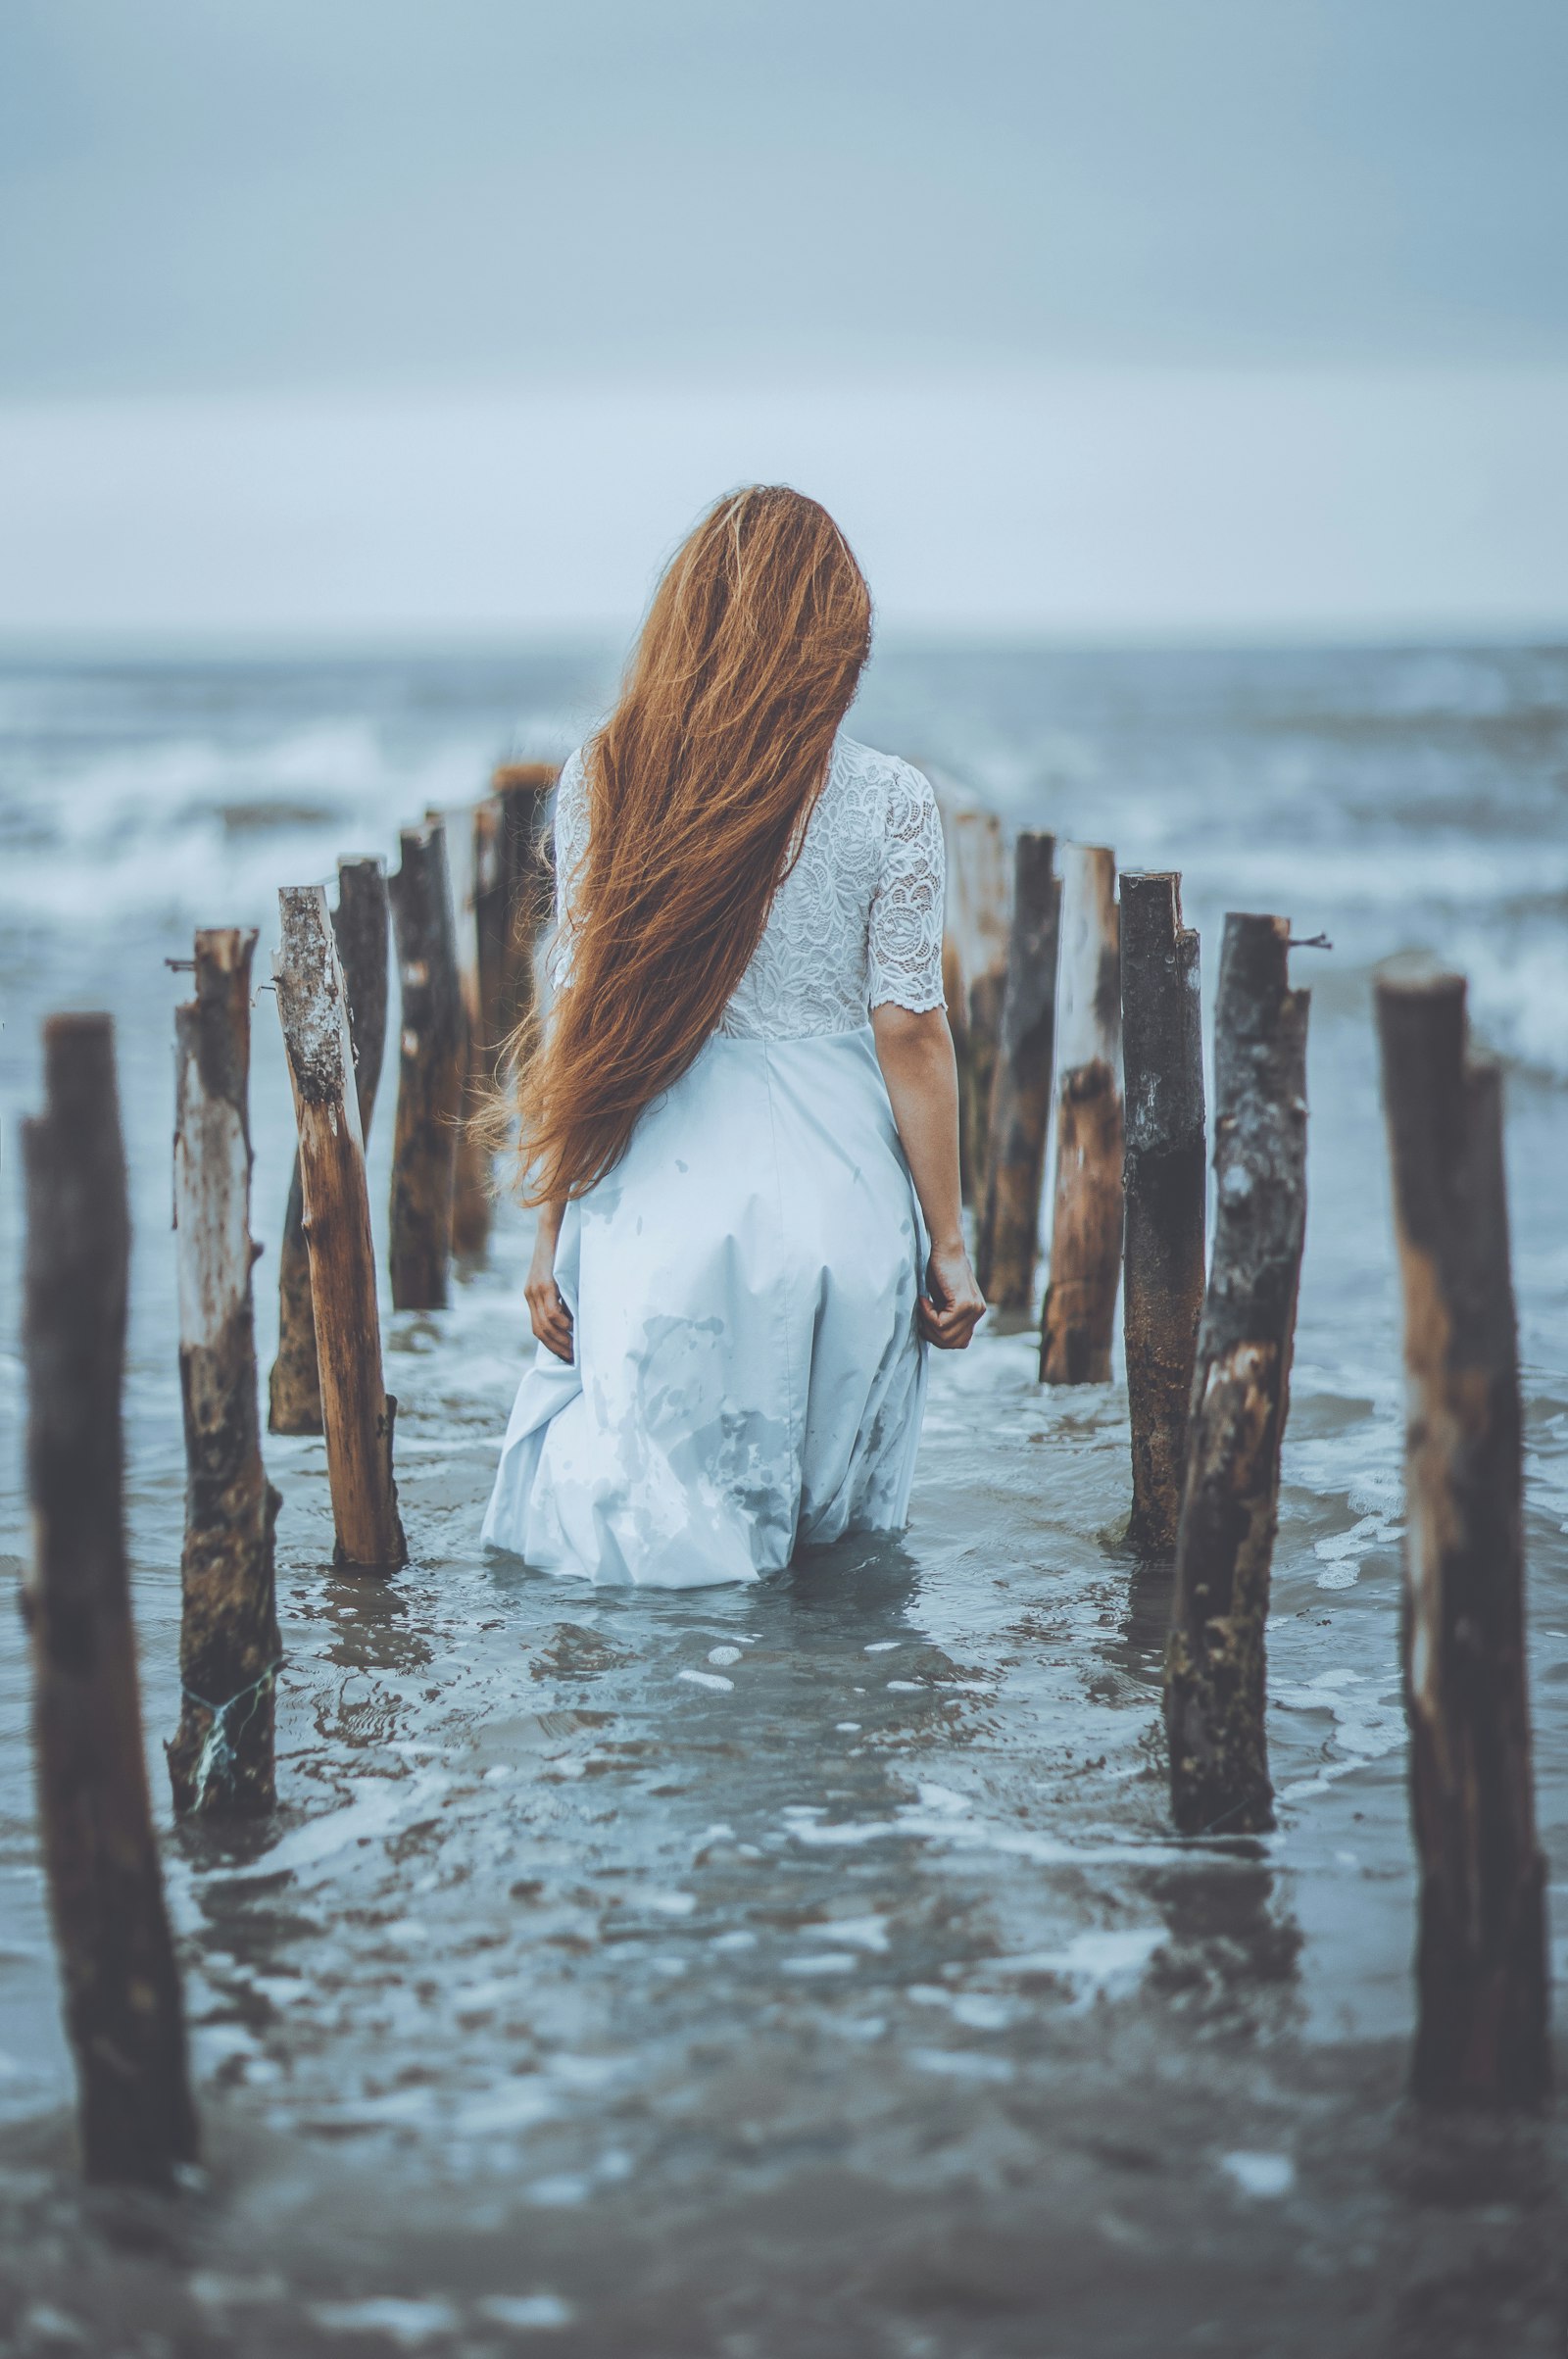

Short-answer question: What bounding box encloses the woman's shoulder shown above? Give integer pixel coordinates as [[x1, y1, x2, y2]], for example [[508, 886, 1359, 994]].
[[833, 734, 937, 811]]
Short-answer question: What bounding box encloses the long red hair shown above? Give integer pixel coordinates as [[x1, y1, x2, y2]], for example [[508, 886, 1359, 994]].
[[502, 485, 872, 1203]]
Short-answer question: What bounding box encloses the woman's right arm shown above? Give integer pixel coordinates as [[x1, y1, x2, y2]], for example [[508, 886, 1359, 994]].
[[525, 1198, 573, 1361]]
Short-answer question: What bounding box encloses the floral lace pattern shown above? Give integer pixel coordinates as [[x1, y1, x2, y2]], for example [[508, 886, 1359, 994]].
[[550, 733, 946, 1038]]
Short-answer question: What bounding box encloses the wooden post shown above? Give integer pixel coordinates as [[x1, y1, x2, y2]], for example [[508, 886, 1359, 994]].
[[388, 819, 463, 1311], [274, 887, 408, 1571], [268, 859, 389, 1434], [472, 793, 508, 1058], [169, 929, 283, 1816], [1375, 958, 1549, 2106], [975, 832, 1060, 1312], [493, 762, 559, 1040], [1041, 846, 1123, 1383], [1164, 914, 1308, 1837], [448, 800, 495, 1259], [1120, 873, 1205, 1553], [22, 1014, 199, 2185], [943, 806, 1011, 1207]]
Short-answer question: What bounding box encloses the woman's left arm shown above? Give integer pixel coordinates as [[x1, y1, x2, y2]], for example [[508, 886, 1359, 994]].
[[871, 1003, 985, 1350]]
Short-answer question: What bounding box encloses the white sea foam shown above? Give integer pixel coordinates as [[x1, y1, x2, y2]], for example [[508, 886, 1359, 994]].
[[308, 2298, 460, 2344], [1221, 2151, 1296, 2199]]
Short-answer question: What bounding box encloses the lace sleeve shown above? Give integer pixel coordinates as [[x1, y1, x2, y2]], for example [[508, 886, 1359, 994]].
[[867, 759, 947, 1013], [547, 746, 590, 994]]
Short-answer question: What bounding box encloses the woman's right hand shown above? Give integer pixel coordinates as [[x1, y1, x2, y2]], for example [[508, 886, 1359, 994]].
[[525, 1215, 574, 1363], [918, 1240, 986, 1351]]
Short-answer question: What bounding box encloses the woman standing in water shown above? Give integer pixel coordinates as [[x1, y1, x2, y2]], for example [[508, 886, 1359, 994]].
[[482, 485, 984, 1587]]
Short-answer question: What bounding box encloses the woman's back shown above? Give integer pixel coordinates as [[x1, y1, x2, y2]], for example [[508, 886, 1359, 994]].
[[484, 482, 983, 1589], [553, 732, 947, 1044]]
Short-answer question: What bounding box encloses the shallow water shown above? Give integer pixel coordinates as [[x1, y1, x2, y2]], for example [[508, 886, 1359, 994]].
[[0, 643, 1565, 2354]]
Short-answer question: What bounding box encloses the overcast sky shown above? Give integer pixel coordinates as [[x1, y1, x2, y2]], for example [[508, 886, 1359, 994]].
[[2, 0, 1565, 637]]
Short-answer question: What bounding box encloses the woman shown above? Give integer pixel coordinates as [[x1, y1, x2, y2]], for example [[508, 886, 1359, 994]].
[[482, 486, 984, 1587]]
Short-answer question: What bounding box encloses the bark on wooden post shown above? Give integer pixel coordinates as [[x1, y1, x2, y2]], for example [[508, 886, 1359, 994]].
[[943, 806, 1011, 1207], [1375, 958, 1549, 2107], [1120, 873, 1205, 1553], [448, 800, 495, 1259], [22, 1014, 199, 2185], [1164, 914, 1308, 1836], [472, 793, 508, 1060], [169, 929, 283, 1816], [1041, 846, 1123, 1383], [975, 832, 1061, 1311], [269, 859, 389, 1434], [274, 887, 408, 1571], [493, 762, 559, 1040], [388, 818, 463, 1311]]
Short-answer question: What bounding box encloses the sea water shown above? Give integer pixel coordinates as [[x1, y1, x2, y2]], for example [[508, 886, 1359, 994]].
[[0, 643, 1564, 2353]]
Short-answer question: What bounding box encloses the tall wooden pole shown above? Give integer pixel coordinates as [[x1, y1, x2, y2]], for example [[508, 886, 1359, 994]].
[[23, 1014, 199, 2185], [1164, 915, 1308, 1836], [269, 858, 389, 1435], [448, 800, 495, 1259], [976, 832, 1060, 1312], [169, 929, 282, 1815], [942, 806, 1011, 1208], [388, 818, 463, 1311], [493, 762, 558, 1041], [1041, 846, 1123, 1384], [1120, 873, 1205, 1554], [274, 887, 407, 1571], [1376, 958, 1549, 2106]]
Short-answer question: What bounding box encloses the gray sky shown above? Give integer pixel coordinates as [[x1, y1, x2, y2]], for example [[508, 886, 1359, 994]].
[[5, 0, 1566, 396], [2, 0, 1565, 636]]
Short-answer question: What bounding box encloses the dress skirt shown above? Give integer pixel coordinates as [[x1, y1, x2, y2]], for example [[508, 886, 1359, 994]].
[[480, 1024, 929, 1588]]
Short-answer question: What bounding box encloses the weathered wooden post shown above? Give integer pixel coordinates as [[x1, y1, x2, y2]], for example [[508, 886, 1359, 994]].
[[22, 1014, 199, 2185], [493, 762, 559, 1039], [1376, 958, 1549, 2106], [1120, 873, 1205, 1553], [388, 818, 463, 1311], [269, 858, 389, 1434], [976, 832, 1060, 1312], [169, 929, 282, 1816], [1041, 846, 1123, 1383], [447, 801, 493, 1258], [943, 806, 1011, 1206], [472, 793, 508, 1056], [1164, 915, 1308, 1836], [274, 887, 408, 1571]]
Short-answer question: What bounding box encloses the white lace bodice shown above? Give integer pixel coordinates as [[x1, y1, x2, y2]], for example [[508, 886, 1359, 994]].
[[550, 732, 947, 1039]]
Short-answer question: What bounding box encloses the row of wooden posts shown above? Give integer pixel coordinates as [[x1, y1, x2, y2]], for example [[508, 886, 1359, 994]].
[[956, 821, 1548, 2108], [18, 771, 1549, 2189]]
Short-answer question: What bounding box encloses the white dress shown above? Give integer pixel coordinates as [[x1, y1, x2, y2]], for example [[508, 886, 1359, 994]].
[[480, 732, 948, 1588]]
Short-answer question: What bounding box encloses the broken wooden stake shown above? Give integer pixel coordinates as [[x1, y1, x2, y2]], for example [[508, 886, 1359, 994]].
[[1165, 914, 1308, 1837], [1120, 873, 1205, 1553], [976, 832, 1060, 1313], [388, 818, 463, 1311], [269, 858, 389, 1435], [1041, 845, 1123, 1383], [274, 886, 407, 1571], [23, 1013, 199, 2185], [169, 929, 282, 1816], [1376, 957, 1549, 2107]]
